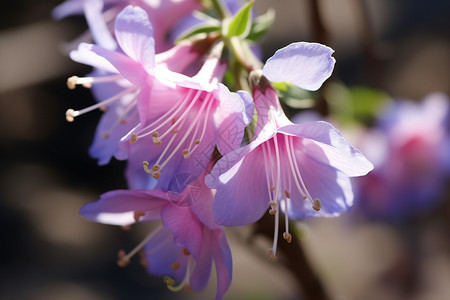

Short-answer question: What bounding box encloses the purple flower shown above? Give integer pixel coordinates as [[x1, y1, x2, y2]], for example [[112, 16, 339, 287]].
[[206, 42, 373, 260], [79, 168, 232, 299], [66, 6, 215, 165], [53, 0, 202, 52], [356, 93, 450, 219]]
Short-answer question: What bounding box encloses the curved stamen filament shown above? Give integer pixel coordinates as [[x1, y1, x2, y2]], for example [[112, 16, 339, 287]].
[[117, 224, 164, 267], [158, 94, 212, 171], [262, 144, 275, 208], [136, 89, 196, 140], [66, 85, 139, 122], [102, 97, 138, 138], [165, 255, 194, 292], [67, 74, 124, 89], [286, 136, 320, 211], [183, 96, 214, 157], [156, 90, 204, 142]]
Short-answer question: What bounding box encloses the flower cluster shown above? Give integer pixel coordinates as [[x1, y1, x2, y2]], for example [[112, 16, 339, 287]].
[[57, 1, 373, 298]]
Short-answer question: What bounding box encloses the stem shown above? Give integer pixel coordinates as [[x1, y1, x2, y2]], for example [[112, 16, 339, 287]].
[[210, 0, 230, 19]]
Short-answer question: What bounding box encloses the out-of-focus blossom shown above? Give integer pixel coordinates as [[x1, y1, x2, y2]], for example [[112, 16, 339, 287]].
[[79, 167, 232, 299], [53, 0, 202, 51], [355, 93, 450, 219], [206, 42, 373, 260], [66, 6, 215, 165]]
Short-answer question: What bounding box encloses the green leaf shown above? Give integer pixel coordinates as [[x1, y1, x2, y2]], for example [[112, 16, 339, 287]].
[[175, 23, 220, 42], [274, 82, 315, 109], [246, 8, 275, 42], [226, 0, 254, 38]]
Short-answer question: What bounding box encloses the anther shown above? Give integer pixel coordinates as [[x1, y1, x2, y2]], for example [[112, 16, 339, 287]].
[[140, 258, 149, 268], [184, 284, 193, 293], [152, 132, 162, 145], [195, 139, 200, 145], [130, 133, 138, 144], [171, 262, 180, 270], [284, 190, 291, 198], [183, 248, 191, 256], [134, 211, 145, 222], [270, 185, 276, 191], [99, 106, 107, 112], [269, 208, 277, 215], [313, 198, 321, 211], [267, 249, 278, 262], [283, 232, 292, 243], [143, 161, 151, 173], [269, 201, 277, 207], [152, 172, 161, 179], [117, 249, 130, 267], [152, 165, 160, 172], [67, 76, 78, 89], [65, 108, 77, 122], [164, 276, 176, 287], [182, 149, 190, 159], [102, 132, 110, 139]]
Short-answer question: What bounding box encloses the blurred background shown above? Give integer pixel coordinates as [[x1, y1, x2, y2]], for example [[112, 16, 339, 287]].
[[0, 0, 449, 299]]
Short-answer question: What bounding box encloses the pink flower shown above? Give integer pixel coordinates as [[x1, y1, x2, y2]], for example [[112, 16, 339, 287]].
[[80, 169, 232, 299]]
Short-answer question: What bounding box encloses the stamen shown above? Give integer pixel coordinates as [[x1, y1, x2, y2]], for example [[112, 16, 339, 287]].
[[166, 255, 194, 292], [171, 262, 180, 270], [269, 208, 277, 215], [152, 132, 162, 145], [182, 149, 190, 159], [313, 198, 321, 211], [284, 190, 291, 198], [117, 225, 163, 267], [65, 85, 139, 122], [183, 248, 191, 256], [269, 201, 277, 207], [66, 74, 124, 90], [136, 89, 197, 140]]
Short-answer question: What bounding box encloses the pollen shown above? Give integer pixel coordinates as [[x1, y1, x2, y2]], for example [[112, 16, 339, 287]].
[[313, 198, 322, 211], [269, 201, 277, 207], [195, 139, 201, 145], [171, 262, 180, 270], [182, 149, 190, 159], [130, 133, 138, 144], [67, 76, 78, 90], [152, 172, 161, 179], [65, 109, 77, 122], [284, 190, 291, 198], [283, 232, 292, 243], [269, 208, 277, 215]]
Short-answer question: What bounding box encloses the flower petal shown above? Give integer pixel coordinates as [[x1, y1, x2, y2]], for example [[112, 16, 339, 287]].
[[262, 42, 335, 91], [189, 227, 213, 291], [70, 43, 118, 74], [207, 143, 270, 226], [83, 0, 117, 50], [214, 85, 254, 155], [114, 5, 155, 73], [210, 229, 232, 300], [79, 190, 168, 225], [278, 121, 374, 176], [161, 205, 203, 260]]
